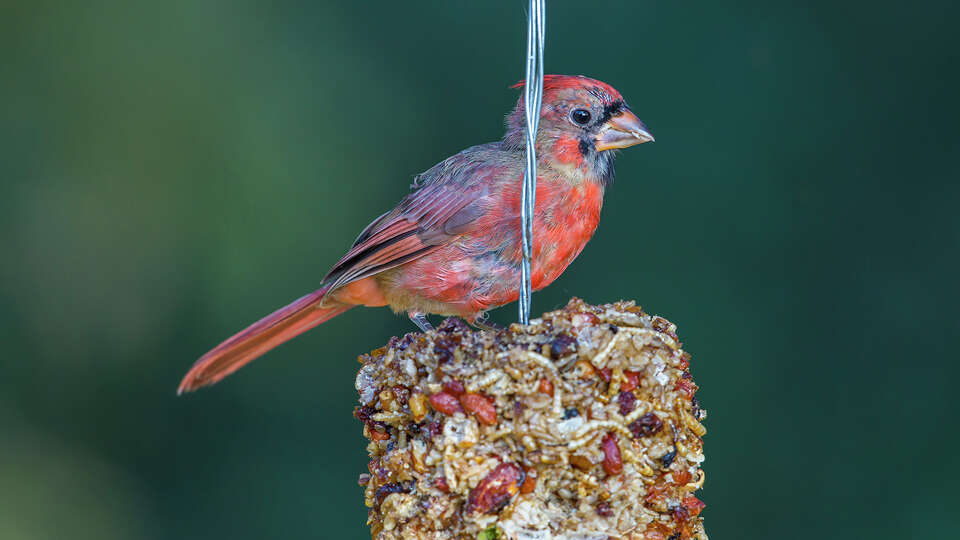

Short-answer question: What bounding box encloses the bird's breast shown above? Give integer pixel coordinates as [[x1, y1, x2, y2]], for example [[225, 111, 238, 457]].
[[528, 180, 604, 289], [378, 177, 605, 318], [470, 176, 605, 282]]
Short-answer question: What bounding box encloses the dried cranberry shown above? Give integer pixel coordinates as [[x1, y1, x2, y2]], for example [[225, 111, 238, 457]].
[[617, 391, 636, 415], [596, 501, 613, 517], [549, 334, 577, 358], [425, 422, 442, 438], [433, 338, 455, 363], [375, 481, 414, 505], [442, 379, 466, 396], [628, 412, 663, 438], [438, 317, 470, 333], [353, 406, 376, 423]]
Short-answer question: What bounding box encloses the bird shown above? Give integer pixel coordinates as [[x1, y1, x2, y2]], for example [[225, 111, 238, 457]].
[[178, 75, 653, 394]]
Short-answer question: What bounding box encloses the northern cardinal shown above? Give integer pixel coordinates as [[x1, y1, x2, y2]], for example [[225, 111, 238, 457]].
[[179, 75, 653, 393]]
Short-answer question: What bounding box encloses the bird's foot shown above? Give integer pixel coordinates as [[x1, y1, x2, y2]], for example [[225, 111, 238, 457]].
[[408, 311, 434, 333], [472, 313, 504, 332]]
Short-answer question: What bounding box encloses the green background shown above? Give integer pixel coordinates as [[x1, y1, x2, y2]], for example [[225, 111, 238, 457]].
[[2, 1, 957, 538]]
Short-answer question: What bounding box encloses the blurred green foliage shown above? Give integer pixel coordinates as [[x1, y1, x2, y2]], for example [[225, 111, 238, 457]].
[[2, 1, 958, 539]]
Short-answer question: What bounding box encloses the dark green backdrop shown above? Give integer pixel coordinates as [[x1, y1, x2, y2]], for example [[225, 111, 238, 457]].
[[2, 1, 957, 539]]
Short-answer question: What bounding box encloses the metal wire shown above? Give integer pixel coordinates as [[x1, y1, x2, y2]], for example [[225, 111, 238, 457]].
[[519, 0, 545, 325]]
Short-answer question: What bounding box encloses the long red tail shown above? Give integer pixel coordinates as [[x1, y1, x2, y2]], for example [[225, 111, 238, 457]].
[[178, 287, 352, 394]]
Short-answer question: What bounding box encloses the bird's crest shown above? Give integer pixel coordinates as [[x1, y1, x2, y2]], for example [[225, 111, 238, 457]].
[[511, 74, 623, 104]]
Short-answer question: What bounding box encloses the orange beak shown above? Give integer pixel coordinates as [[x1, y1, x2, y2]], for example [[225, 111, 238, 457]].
[[595, 109, 654, 151]]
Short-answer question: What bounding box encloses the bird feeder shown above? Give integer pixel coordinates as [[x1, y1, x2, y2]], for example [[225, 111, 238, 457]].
[[354, 299, 707, 539]]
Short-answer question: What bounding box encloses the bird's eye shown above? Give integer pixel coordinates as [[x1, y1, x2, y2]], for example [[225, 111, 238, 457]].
[[570, 109, 592, 125]]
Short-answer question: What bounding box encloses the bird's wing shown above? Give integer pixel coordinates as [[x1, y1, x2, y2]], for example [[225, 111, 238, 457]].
[[322, 181, 487, 291]]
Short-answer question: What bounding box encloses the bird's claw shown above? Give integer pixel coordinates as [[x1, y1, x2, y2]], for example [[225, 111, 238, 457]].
[[472, 314, 504, 332], [408, 312, 434, 333]]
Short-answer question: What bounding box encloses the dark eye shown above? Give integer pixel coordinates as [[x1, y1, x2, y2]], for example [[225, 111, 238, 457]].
[[570, 109, 592, 125]]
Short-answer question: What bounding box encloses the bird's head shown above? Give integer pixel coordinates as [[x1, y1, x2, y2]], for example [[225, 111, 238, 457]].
[[505, 75, 653, 184]]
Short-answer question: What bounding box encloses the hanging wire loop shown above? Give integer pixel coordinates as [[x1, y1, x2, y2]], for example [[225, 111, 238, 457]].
[[519, 0, 545, 325]]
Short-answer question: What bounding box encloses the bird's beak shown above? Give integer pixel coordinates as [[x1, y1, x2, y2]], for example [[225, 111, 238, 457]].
[[595, 109, 654, 151]]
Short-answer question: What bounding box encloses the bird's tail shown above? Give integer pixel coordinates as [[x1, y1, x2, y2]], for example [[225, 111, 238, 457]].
[[178, 287, 352, 394]]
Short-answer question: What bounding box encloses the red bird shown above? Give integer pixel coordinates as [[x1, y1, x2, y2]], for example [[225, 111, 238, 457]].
[[179, 75, 653, 393]]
